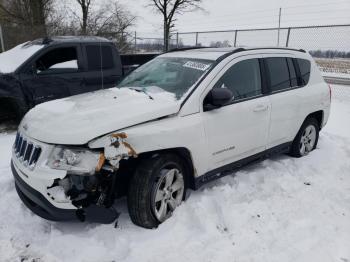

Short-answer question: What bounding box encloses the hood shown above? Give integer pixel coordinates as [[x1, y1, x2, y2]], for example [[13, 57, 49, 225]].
[[0, 42, 43, 73], [21, 88, 180, 145]]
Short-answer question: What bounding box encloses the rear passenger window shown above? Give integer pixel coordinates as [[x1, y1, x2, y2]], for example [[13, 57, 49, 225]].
[[214, 59, 262, 101], [287, 58, 298, 87], [297, 59, 311, 86], [265, 57, 291, 92], [86, 45, 114, 70]]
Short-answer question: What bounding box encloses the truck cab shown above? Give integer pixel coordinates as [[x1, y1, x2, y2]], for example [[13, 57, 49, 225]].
[[0, 36, 157, 120]]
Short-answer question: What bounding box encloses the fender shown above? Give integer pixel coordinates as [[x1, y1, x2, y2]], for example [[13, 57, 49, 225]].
[[0, 73, 30, 113], [88, 113, 209, 177]]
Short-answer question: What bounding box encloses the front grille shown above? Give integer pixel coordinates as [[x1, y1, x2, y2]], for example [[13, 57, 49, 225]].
[[14, 132, 42, 169]]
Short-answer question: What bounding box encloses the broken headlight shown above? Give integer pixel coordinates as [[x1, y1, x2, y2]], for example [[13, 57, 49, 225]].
[[47, 147, 104, 175]]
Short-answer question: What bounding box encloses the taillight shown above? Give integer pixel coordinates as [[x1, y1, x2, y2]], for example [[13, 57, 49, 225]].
[[328, 84, 332, 102]]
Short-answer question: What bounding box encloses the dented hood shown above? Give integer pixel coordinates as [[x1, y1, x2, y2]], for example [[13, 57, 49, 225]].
[[21, 88, 180, 145]]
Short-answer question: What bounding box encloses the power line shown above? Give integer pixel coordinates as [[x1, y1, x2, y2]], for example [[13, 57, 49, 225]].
[[177, 0, 350, 23], [177, 8, 350, 27]]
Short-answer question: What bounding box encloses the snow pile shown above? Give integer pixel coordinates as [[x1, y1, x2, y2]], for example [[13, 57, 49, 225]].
[[0, 86, 350, 262], [0, 42, 43, 74]]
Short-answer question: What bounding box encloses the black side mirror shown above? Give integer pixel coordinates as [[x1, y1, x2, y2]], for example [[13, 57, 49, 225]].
[[30, 64, 37, 76], [204, 87, 233, 111]]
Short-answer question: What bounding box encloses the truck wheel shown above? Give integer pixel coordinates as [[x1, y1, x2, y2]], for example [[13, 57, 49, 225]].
[[127, 154, 187, 229], [289, 117, 319, 158]]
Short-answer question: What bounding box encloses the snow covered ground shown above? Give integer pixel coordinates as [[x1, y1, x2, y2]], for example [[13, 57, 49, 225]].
[[1, 85, 350, 262]]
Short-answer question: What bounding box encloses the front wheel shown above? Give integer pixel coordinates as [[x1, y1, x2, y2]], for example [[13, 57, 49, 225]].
[[289, 117, 319, 157], [127, 154, 187, 228]]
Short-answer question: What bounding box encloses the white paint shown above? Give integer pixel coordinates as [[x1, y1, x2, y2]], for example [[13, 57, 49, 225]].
[[21, 87, 181, 145], [16, 47, 330, 213]]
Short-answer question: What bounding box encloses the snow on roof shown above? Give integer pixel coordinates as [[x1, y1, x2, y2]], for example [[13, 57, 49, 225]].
[[0, 42, 43, 73]]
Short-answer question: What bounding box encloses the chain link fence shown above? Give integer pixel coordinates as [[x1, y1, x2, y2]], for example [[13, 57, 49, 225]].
[[1, 24, 349, 89], [173, 24, 350, 87], [0, 24, 174, 54]]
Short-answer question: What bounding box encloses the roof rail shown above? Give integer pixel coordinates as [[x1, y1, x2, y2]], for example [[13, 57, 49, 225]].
[[167, 46, 211, 53], [42, 37, 53, 45], [216, 48, 246, 62], [246, 47, 306, 53]]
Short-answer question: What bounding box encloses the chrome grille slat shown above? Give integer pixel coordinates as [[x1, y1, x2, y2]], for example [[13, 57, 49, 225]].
[[13, 132, 41, 169], [23, 143, 33, 163]]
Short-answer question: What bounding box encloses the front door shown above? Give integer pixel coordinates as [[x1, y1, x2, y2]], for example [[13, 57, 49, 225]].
[[202, 56, 271, 170], [20, 45, 85, 105]]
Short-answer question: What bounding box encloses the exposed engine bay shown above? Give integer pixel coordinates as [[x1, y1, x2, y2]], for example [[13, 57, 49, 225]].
[[42, 133, 138, 223], [46, 168, 119, 223]]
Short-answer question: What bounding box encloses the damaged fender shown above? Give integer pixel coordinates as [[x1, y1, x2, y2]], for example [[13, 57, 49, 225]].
[[89, 132, 138, 168]]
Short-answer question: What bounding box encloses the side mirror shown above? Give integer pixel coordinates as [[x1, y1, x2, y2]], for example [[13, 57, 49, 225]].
[[204, 87, 233, 111], [29, 64, 37, 76]]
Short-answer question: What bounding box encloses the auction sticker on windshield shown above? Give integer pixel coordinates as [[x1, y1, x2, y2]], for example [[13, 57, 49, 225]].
[[183, 61, 211, 71]]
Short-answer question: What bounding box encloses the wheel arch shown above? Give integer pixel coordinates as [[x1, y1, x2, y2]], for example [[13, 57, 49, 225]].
[[0, 96, 27, 121], [116, 147, 197, 195], [305, 110, 324, 130], [138, 147, 197, 190]]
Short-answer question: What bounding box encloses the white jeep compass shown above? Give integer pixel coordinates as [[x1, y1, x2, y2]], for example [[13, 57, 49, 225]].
[[12, 47, 331, 228]]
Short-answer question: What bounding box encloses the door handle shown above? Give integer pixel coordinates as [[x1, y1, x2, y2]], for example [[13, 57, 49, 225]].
[[253, 105, 268, 112]]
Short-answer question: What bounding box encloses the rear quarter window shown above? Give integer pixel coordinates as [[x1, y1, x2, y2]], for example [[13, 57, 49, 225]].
[[297, 59, 311, 86], [265, 57, 291, 92]]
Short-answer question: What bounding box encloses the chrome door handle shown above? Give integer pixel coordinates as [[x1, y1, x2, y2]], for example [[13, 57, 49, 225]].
[[253, 105, 268, 112]]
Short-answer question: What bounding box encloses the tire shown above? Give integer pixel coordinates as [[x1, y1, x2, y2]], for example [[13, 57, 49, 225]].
[[289, 117, 319, 158], [127, 153, 187, 229]]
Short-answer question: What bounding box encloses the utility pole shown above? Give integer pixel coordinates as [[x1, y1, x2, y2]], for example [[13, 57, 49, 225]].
[[0, 25, 5, 52], [277, 7, 282, 46], [134, 31, 137, 53]]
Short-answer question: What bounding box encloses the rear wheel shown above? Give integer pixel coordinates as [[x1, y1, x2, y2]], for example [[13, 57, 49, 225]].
[[127, 154, 186, 228], [290, 117, 319, 157]]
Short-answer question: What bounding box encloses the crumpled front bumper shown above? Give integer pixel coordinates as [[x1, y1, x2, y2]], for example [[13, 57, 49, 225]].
[[12, 161, 118, 224], [12, 161, 77, 221]]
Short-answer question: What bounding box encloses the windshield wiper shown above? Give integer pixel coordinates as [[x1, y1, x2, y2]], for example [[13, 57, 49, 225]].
[[127, 87, 154, 100]]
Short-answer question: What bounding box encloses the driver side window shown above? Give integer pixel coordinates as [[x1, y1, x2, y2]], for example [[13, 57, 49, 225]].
[[35, 47, 79, 75], [214, 59, 262, 101]]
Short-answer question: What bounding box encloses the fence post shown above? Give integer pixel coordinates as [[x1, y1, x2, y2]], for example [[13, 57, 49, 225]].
[[195, 32, 199, 46], [234, 30, 238, 47], [176, 32, 179, 48], [0, 25, 5, 52], [286, 27, 291, 47], [134, 31, 137, 53]]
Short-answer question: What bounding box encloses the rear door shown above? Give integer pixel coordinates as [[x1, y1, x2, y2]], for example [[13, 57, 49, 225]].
[[202, 55, 271, 170], [20, 44, 85, 105], [263, 55, 302, 148], [82, 43, 122, 91]]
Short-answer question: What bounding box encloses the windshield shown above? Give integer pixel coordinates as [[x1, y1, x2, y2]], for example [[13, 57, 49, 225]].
[[118, 57, 214, 100]]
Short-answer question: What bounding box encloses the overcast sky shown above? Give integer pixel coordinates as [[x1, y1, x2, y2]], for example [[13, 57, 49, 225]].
[[119, 0, 350, 38]]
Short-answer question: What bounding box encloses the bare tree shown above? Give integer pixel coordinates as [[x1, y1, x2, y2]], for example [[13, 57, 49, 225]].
[[0, 0, 52, 30], [0, 0, 53, 48], [75, 0, 91, 34], [148, 0, 203, 51]]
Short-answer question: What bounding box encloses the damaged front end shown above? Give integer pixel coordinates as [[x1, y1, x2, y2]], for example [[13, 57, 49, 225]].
[[44, 133, 137, 224]]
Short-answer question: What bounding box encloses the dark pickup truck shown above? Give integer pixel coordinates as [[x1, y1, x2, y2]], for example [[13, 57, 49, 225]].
[[0, 36, 158, 120]]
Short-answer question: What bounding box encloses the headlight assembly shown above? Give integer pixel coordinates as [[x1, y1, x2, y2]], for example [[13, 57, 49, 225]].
[[47, 147, 104, 175]]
